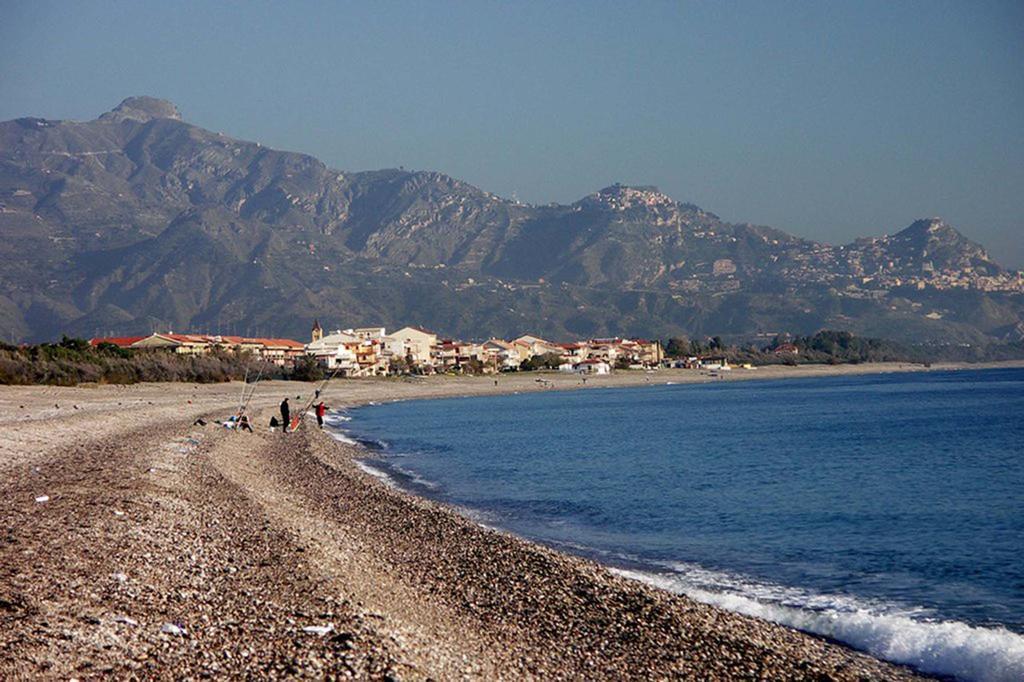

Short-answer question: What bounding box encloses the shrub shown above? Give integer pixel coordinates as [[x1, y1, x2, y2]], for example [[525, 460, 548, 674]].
[[0, 344, 281, 386]]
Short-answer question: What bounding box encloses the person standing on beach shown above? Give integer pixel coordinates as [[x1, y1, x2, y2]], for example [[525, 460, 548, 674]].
[[315, 401, 328, 429], [280, 398, 290, 433]]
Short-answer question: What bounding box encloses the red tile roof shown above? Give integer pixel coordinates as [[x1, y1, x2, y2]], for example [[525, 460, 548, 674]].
[[89, 336, 145, 348], [259, 338, 306, 348], [92, 333, 304, 350]]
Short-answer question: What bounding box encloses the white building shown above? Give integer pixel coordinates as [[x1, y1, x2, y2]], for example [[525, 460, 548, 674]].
[[348, 326, 386, 340], [392, 326, 438, 367], [306, 330, 359, 370], [575, 359, 611, 374], [483, 339, 520, 370]]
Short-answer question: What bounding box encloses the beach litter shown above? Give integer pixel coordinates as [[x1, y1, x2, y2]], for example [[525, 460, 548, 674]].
[[113, 509, 125, 516], [114, 616, 138, 626], [160, 622, 186, 636], [34, 495, 49, 504], [302, 623, 335, 636], [112, 572, 128, 583]]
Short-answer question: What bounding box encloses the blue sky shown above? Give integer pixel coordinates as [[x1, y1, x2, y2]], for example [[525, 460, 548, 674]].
[[2, 1, 1022, 265]]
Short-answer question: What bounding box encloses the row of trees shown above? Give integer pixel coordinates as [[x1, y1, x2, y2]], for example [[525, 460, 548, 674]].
[[0, 337, 290, 386], [664, 336, 727, 357], [663, 330, 1024, 366], [662, 330, 920, 365]]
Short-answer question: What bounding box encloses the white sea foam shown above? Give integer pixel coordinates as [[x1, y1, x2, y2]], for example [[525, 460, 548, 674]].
[[611, 564, 1024, 682], [391, 463, 440, 490], [354, 461, 397, 488], [326, 430, 359, 445], [454, 505, 500, 529]]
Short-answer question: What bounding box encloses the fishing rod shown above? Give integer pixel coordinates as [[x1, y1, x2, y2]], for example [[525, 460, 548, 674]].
[[238, 362, 265, 416], [290, 365, 342, 432], [237, 365, 250, 415]]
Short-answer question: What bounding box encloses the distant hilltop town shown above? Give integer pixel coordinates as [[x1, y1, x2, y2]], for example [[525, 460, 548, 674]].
[[90, 322, 668, 376]]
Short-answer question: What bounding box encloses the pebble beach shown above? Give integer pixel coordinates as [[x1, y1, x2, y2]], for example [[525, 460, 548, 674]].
[[5, 363, 1013, 678]]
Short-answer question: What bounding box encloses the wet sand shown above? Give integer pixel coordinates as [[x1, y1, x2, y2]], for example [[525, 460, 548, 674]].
[[3, 362, 1013, 678]]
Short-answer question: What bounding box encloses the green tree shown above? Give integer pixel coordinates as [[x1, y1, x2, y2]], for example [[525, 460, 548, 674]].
[[290, 355, 325, 382], [59, 335, 91, 352], [389, 356, 411, 375], [665, 337, 691, 357]]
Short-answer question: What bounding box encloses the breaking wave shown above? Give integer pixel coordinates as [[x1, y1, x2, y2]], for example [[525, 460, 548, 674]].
[[611, 563, 1024, 682], [353, 460, 396, 488], [325, 416, 436, 491], [324, 416, 387, 450], [326, 430, 358, 445], [388, 463, 440, 490]]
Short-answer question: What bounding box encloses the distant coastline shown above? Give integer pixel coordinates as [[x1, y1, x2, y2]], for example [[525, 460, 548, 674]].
[[319, 359, 1024, 412]]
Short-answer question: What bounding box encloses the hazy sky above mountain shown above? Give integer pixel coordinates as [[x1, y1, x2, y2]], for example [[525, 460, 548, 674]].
[[2, 1, 1022, 266]]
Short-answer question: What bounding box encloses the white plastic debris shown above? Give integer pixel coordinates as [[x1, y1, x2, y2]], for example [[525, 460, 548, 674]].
[[160, 622, 186, 636], [115, 615, 138, 626], [113, 509, 125, 516], [301, 623, 334, 636], [112, 572, 128, 583], [34, 495, 49, 503]]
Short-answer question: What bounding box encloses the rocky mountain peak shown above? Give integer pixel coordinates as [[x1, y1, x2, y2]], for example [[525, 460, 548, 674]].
[[99, 96, 182, 123], [893, 217, 966, 244], [580, 183, 678, 211]]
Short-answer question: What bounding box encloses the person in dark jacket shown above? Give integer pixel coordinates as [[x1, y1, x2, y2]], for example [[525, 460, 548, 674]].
[[280, 398, 290, 433], [315, 401, 328, 428]]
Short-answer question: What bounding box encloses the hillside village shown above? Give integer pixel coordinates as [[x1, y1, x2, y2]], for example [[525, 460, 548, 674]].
[[89, 321, 669, 377]]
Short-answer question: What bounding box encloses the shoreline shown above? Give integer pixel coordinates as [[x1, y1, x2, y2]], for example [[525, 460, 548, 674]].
[[1, 362, 1019, 677], [321, 358, 1024, 675], [291, 416, 925, 679]]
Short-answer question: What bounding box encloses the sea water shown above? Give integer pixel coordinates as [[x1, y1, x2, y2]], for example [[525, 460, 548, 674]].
[[327, 368, 1024, 681]]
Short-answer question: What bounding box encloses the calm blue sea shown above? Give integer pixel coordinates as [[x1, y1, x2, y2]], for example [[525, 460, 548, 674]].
[[328, 368, 1024, 681]]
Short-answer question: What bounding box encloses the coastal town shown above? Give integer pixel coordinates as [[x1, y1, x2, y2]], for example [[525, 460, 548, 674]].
[[89, 321, 683, 376]]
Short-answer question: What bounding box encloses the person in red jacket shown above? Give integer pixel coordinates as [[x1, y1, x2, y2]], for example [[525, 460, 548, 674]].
[[315, 401, 328, 429]]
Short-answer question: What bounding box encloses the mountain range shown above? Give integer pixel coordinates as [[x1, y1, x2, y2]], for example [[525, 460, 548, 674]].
[[2, 96, 1022, 345]]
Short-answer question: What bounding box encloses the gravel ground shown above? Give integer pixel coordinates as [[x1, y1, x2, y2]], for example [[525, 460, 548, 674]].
[[0, 375, 942, 679]]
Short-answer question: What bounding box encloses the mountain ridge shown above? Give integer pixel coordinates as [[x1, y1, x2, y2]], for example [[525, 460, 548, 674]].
[[0, 97, 1021, 344]]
